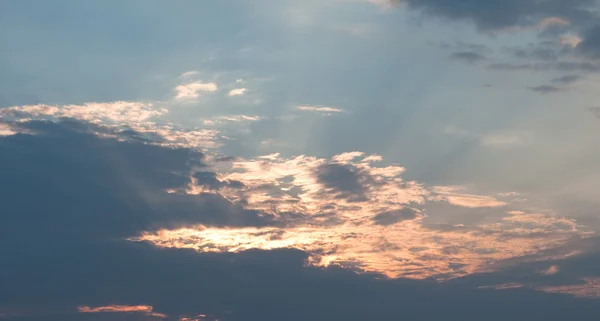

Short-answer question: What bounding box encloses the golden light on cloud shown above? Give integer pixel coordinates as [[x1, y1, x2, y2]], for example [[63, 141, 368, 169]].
[[541, 265, 560, 276], [0, 102, 225, 150], [137, 152, 591, 280], [540, 278, 600, 298], [538, 17, 571, 28], [559, 35, 583, 47], [78, 305, 154, 313]]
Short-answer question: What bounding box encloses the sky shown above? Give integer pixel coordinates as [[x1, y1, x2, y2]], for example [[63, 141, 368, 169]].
[[1, 0, 600, 320]]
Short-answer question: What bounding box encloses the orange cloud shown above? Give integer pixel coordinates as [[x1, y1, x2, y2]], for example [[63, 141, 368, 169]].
[[540, 278, 600, 298], [135, 152, 591, 280], [78, 305, 154, 313]]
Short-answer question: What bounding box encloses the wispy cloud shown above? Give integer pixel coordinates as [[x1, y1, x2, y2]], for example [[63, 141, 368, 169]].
[[78, 305, 154, 313], [228, 88, 247, 96], [297, 105, 343, 113], [450, 51, 487, 64], [175, 81, 218, 100], [528, 85, 565, 94]]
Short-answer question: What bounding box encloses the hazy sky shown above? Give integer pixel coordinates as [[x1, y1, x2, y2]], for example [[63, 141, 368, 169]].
[[1, 1, 600, 320]]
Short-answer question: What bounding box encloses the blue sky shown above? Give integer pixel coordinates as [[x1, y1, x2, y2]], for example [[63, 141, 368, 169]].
[[1, 1, 600, 320]]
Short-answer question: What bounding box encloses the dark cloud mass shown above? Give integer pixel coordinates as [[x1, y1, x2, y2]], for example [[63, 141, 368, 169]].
[[577, 25, 600, 59], [373, 208, 418, 225], [3, 1, 600, 320], [399, 0, 598, 31], [1, 120, 600, 321], [0, 120, 273, 241], [316, 163, 370, 201]]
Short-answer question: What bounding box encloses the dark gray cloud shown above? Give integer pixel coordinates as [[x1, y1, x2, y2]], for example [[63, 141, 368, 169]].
[[316, 163, 371, 201], [372, 208, 418, 226], [0, 120, 275, 243], [528, 85, 565, 94], [551, 74, 584, 84], [1, 120, 600, 321], [193, 171, 245, 190], [450, 51, 488, 64], [399, 0, 598, 31], [577, 25, 600, 59]]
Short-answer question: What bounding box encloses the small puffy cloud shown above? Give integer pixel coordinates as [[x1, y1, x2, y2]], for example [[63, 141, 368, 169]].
[[332, 151, 365, 163], [0, 123, 17, 136], [180, 70, 200, 78], [541, 265, 560, 275], [228, 88, 247, 96], [560, 35, 583, 48], [297, 105, 343, 113], [175, 81, 218, 100]]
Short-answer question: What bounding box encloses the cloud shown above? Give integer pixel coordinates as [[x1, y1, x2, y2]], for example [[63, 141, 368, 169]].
[[316, 163, 370, 201], [432, 186, 508, 208], [538, 17, 571, 28], [0, 102, 224, 150], [228, 88, 247, 96], [78, 305, 154, 314], [540, 277, 600, 298], [488, 61, 600, 72], [382, 0, 598, 31], [0, 123, 17, 136], [180, 71, 200, 78], [541, 265, 560, 275], [528, 85, 565, 94], [577, 25, 600, 59], [0, 117, 598, 321], [444, 127, 526, 148], [136, 152, 590, 280], [175, 82, 218, 100], [449, 51, 487, 64], [1, 101, 166, 124], [560, 35, 583, 47], [550, 74, 583, 84], [372, 208, 418, 226], [297, 105, 343, 113]]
